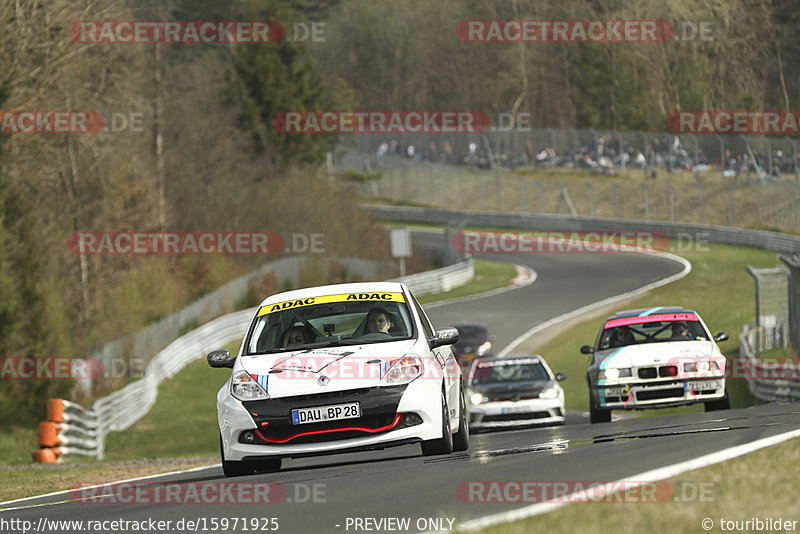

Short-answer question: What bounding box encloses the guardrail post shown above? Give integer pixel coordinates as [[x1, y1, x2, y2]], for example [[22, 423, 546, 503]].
[[669, 183, 675, 223], [728, 185, 734, 227], [757, 181, 763, 225], [698, 184, 705, 224]]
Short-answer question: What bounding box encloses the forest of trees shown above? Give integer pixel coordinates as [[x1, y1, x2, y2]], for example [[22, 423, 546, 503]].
[[0, 0, 798, 425]]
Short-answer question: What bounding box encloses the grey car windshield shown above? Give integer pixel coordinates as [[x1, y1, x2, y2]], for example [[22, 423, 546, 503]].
[[470, 359, 550, 385]]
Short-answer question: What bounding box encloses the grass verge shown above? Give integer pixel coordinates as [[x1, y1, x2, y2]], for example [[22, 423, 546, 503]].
[[476, 435, 800, 534]]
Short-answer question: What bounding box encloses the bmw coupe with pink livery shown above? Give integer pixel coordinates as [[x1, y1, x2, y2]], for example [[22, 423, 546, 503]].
[[581, 307, 730, 423]]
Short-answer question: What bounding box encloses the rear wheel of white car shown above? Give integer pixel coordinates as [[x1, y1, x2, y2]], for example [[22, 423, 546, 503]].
[[220, 434, 253, 477], [589, 403, 611, 423], [704, 386, 731, 412], [421, 390, 454, 456], [452, 388, 469, 452]]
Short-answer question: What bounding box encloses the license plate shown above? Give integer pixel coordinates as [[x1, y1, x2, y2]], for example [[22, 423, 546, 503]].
[[686, 380, 722, 391], [501, 405, 530, 414], [291, 402, 360, 425]]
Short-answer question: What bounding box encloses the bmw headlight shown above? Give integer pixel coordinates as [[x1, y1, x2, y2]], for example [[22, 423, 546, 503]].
[[599, 367, 632, 380], [539, 387, 559, 399], [230, 371, 268, 401], [470, 392, 486, 405], [477, 341, 492, 356], [380, 355, 423, 385]]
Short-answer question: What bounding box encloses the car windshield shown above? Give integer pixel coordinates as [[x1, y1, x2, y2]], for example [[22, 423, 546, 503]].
[[599, 318, 708, 349], [470, 358, 550, 385], [245, 293, 414, 354]]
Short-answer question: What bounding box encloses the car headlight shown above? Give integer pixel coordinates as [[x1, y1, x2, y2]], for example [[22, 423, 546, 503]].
[[380, 355, 423, 385], [476, 341, 492, 356], [539, 387, 559, 399], [599, 368, 632, 380], [230, 370, 269, 401], [683, 361, 718, 373], [470, 392, 486, 405]]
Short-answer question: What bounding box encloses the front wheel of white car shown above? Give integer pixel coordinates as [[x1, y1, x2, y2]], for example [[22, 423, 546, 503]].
[[589, 402, 611, 423], [220, 434, 253, 477], [421, 390, 454, 456], [704, 386, 731, 412]]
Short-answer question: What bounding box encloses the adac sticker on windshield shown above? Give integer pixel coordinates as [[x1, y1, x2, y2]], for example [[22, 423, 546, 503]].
[[257, 292, 405, 316]]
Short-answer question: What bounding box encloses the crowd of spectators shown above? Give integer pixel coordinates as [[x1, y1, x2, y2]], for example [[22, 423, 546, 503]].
[[373, 133, 798, 180]]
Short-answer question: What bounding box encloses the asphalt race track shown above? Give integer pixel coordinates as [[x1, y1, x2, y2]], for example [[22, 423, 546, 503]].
[[3, 231, 800, 534]]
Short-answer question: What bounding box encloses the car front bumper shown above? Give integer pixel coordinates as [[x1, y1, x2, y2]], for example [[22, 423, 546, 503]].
[[591, 377, 726, 409], [217, 378, 444, 461], [468, 398, 565, 428]]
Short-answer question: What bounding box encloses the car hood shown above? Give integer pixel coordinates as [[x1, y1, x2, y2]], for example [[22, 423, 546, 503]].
[[239, 340, 418, 397], [595, 340, 717, 369], [468, 380, 556, 400]]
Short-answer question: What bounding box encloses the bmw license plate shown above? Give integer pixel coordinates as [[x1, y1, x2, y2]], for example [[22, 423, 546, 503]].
[[291, 402, 360, 425], [686, 380, 722, 392]]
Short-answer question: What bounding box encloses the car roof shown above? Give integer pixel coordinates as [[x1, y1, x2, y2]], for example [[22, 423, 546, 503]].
[[603, 306, 696, 323], [257, 281, 409, 307]]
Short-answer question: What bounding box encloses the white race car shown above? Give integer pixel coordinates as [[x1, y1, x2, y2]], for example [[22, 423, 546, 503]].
[[208, 282, 468, 476], [581, 307, 730, 423], [466, 355, 566, 429]]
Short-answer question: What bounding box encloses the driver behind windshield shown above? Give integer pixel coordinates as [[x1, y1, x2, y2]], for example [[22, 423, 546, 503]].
[[365, 307, 393, 334]]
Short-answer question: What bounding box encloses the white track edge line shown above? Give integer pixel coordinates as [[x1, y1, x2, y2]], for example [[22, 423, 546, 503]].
[[0, 463, 220, 510]]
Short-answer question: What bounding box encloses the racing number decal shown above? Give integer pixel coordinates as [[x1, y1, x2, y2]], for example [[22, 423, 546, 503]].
[[257, 292, 405, 316]]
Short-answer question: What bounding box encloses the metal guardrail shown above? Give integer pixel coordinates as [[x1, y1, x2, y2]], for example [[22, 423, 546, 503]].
[[738, 324, 800, 402], [363, 205, 800, 253], [34, 259, 474, 461], [390, 258, 474, 295]]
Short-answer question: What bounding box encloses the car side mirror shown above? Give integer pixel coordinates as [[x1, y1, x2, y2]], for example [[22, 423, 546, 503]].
[[714, 331, 729, 343], [489, 334, 497, 341], [430, 327, 460, 348], [208, 349, 235, 368], [580, 345, 594, 354], [555, 372, 567, 381]]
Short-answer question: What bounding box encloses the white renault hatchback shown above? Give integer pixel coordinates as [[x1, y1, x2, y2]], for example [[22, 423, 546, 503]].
[[209, 282, 468, 476]]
